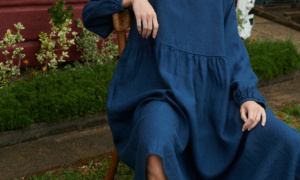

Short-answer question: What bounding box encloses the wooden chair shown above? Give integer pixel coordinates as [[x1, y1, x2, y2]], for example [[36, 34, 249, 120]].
[[105, 10, 132, 180]]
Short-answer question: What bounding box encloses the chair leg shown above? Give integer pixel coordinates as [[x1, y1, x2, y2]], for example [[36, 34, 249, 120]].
[[105, 146, 120, 180]]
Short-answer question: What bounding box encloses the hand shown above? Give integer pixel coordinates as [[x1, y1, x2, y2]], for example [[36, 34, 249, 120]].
[[240, 101, 266, 132], [122, 0, 159, 39]]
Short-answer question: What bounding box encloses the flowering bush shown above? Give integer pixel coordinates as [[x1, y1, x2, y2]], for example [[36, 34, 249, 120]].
[[36, 0, 76, 73], [0, 22, 25, 86]]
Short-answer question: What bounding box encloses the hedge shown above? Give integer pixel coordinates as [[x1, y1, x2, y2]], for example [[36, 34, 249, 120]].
[[0, 39, 299, 133]]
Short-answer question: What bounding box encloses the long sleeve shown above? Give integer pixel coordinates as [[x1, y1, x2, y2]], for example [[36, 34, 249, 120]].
[[82, 0, 129, 38], [224, 0, 267, 109]]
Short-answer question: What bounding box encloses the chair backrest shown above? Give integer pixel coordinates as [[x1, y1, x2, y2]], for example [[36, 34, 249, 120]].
[[112, 10, 132, 57]]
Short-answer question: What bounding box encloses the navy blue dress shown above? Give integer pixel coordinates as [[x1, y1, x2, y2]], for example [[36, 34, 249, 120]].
[[83, 0, 300, 179]]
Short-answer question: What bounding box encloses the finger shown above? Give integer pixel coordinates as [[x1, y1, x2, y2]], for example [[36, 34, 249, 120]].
[[248, 110, 261, 131], [142, 15, 148, 38], [146, 14, 153, 38], [240, 108, 247, 123], [152, 15, 159, 39], [262, 109, 267, 126], [242, 108, 256, 131], [136, 14, 142, 34]]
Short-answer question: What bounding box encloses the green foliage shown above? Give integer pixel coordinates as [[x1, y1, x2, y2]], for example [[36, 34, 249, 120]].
[[0, 62, 116, 132], [244, 38, 300, 80], [273, 103, 300, 132], [0, 22, 25, 86], [236, 8, 247, 30], [282, 103, 300, 118], [47, 0, 75, 29], [99, 34, 119, 64], [74, 19, 119, 65], [36, 0, 76, 72], [73, 18, 101, 65]]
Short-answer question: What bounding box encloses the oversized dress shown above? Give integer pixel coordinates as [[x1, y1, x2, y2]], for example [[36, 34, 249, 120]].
[[82, 0, 300, 179]]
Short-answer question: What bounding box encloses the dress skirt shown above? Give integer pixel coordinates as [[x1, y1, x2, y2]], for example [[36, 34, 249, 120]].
[[106, 43, 300, 180]]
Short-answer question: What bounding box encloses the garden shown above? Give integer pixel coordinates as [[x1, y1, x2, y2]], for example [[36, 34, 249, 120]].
[[0, 0, 299, 179]]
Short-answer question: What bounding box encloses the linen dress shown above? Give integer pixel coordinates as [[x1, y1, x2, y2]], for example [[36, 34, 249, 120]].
[[82, 0, 300, 179]]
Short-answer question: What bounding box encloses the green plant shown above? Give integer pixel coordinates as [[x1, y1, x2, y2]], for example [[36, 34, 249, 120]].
[[74, 18, 119, 65], [0, 22, 25, 86], [236, 8, 247, 31], [273, 103, 300, 132], [47, 0, 75, 29], [99, 34, 119, 64], [0, 62, 116, 132], [36, 0, 76, 73], [73, 18, 100, 67], [282, 103, 300, 118], [244, 38, 300, 80]]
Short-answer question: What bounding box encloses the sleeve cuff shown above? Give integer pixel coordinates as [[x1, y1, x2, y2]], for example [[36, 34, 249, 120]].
[[113, 0, 131, 11], [238, 96, 268, 109]]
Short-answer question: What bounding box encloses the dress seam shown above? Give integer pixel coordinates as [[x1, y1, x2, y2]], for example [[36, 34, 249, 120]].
[[125, 41, 227, 58], [155, 41, 226, 58]]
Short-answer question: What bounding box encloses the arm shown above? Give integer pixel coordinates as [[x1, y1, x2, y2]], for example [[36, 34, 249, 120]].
[[224, 0, 267, 109], [82, 0, 159, 39], [82, 0, 129, 38], [224, 0, 267, 131]]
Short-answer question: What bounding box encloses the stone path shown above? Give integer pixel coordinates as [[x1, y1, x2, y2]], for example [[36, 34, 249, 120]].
[[259, 76, 300, 108], [0, 125, 113, 180]]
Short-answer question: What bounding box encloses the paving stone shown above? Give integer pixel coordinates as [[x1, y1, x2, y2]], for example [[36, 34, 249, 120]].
[[0, 125, 112, 179], [0, 137, 80, 179], [54, 125, 114, 160]]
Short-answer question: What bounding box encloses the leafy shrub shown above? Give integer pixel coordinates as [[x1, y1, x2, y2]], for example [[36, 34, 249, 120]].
[[0, 62, 116, 132], [36, 0, 76, 72], [0, 23, 25, 86], [74, 18, 119, 65], [245, 38, 300, 80], [47, 0, 75, 28]]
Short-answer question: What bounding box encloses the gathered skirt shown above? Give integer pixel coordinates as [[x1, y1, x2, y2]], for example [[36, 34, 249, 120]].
[[106, 42, 300, 180]]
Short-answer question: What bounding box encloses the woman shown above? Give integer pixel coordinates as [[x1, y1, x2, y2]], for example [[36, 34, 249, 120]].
[[82, 0, 300, 179]]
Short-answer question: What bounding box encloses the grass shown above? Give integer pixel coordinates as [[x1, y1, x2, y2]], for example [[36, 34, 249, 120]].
[[244, 38, 300, 80], [25, 156, 134, 180], [272, 102, 300, 132]]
